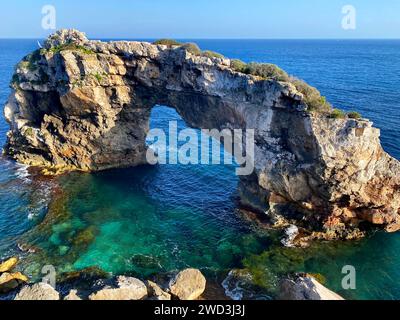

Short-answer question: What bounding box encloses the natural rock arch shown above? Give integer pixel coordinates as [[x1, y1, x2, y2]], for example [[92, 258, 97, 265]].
[[4, 30, 400, 240]]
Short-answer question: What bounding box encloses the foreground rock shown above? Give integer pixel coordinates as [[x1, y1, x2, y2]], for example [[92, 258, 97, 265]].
[[4, 29, 400, 239], [89, 276, 147, 300], [0, 257, 18, 273], [146, 280, 171, 300], [0, 257, 30, 294], [64, 289, 82, 300], [279, 274, 344, 300], [0, 272, 28, 293], [15, 283, 60, 300], [169, 269, 206, 300]]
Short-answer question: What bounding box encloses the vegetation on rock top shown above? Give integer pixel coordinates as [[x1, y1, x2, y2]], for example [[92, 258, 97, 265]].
[[153, 39, 228, 60], [231, 58, 333, 114], [18, 49, 42, 73], [46, 43, 95, 55], [181, 43, 202, 56], [152, 39, 363, 121], [202, 50, 225, 59], [15, 36, 363, 121], [152, 39, 182, 47], [347, 111, 362, 119], [329, 109, 347, 119]]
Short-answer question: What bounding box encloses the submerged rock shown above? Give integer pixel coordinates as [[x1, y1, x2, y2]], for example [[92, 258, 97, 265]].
[[17, 243, 39, 254], [89, 276, 147, 300], [222, 269, 270, 301], [169, 269, 206, 300], [4, 29, 400, 239], [278, 274, 344, 300], [15, 283, 60, 300], [130, 254, 163, 273], [59, 266, 110, 284]]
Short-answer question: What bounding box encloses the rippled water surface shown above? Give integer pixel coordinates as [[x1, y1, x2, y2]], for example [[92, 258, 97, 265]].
[[0, 39, 399, 300]]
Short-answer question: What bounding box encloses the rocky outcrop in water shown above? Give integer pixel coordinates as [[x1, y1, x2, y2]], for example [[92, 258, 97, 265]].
[[146, 280, 171, 300], [15, 283, 60, 300], [0, 257, 29, 294], [4, 29, 400, 239], [89, 276, 148, 300], [0, 257, 19, 273], [279, 274, 344, 300], [7, 269, 206, 301], [169, 268, 207, 300]]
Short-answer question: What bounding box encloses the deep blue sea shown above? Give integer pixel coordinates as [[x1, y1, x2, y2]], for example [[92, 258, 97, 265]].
[[0, 39, 400, 300]]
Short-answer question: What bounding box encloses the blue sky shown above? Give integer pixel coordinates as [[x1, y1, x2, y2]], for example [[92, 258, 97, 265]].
[[0, 0, 399, 39]]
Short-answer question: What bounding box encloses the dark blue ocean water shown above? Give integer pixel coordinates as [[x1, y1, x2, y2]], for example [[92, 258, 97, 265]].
[[0, 39, 399, 300]]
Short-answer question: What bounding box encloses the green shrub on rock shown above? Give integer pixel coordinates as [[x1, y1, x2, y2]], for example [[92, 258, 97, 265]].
[[93, 72, 104, 82], [181, 43, 202, 56], [24, 127, 34, 138], [290, 77, 332, 114], [347, 111, 362, 119], [19, 50, 43, 72], [231, 59, 247, 73], [48, 43, 94, 55], [330, 109, 347, 119], [243, 62, 290, 82], [153, 39, 182, 47], [229, 61, 334, 114], [202, 50, 225, 59], [150, 40, 344, 117]]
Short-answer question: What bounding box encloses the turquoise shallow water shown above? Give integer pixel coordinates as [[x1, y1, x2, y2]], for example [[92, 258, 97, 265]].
[[1, 39, 400, 300]]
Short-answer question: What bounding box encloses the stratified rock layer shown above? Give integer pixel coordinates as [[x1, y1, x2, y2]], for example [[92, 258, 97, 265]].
[[4, 29, 400, 238]]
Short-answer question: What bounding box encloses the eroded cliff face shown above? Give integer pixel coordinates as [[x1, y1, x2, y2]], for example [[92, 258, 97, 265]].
[[4, 30, 400, 240]]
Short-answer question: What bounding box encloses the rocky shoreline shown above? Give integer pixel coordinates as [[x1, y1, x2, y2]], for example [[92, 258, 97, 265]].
[[1, 28, 398, 300], [0, 257, 343, 301]]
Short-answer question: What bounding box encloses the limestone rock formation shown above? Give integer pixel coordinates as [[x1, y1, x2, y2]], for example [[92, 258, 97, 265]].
[[89, 276, 147, 300], [146, 280, 171, 300], [14, 283, 60, 300], [0, 272, 28, 293], [169, 269, 206, 300], [0, 257, 29, 294], [0, 257, 19, 273], [278, 274, 344, 300], [4, 29, 400, 239], [64, 289, 82, 300]]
